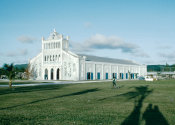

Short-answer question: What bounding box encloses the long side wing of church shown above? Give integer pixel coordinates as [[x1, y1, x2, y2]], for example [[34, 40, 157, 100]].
[[29, 30, 147, 80]]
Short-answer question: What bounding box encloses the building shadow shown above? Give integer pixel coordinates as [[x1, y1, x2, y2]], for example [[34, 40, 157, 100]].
[[142, 104, 169, 125], [121, 86, 153, 125], [0, 88, 99, 110]]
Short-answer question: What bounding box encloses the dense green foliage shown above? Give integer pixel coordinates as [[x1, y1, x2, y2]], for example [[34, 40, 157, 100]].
[[147, 64, 175, 72], [0, 80, 175, 125], [0, 64, 27, 79]]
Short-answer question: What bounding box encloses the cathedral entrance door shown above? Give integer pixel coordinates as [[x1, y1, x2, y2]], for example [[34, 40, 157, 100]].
[[45, 69, 48, 80], [51, 68, 54, 80], [57, 68, 59, 80]]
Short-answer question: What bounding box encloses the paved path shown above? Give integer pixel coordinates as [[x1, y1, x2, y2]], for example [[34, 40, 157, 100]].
[[0, 79, 113, 87]]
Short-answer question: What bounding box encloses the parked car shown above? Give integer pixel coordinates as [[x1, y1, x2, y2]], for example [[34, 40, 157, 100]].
[[145, 76, 154, 81], [138, 76, 145, 80]]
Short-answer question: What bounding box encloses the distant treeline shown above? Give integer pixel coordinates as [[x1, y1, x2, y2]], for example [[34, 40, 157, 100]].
[[147, 64, 175, 72], [0, 64, 28, 76], [1, 64, 175, 75]]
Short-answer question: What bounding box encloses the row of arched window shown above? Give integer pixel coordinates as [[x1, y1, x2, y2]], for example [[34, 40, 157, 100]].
[[44, 54, 61, 62], [44, 42, 60, 49]]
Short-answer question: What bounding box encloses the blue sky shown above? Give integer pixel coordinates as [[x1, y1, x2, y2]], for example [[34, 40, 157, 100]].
[[0, 0, 175, 66]]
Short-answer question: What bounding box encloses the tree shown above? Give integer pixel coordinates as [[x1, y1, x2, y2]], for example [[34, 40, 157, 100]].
[[25, 63, 35, 80], [128, 70, 131, 80], [3, 63, 15, 88]]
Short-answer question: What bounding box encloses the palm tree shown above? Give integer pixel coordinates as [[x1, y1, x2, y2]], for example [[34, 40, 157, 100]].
[[3, 63, 15, 88]]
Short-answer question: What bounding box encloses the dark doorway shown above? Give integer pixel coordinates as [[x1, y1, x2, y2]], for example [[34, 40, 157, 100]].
[[112, 73, 115, 78], [87, 72, 90, 80], [106, 73, 108, 79], [120, 73, 122, 79], [97, 72, 100, 80], [44, 69, 48, 80], [91, 72, 93, 80], [57, 68, 59, 80], [51, 68, 54, 80]]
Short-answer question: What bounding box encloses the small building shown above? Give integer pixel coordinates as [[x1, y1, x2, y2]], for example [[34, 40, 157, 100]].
[[0, 75, 7, 79], [29, 30, 147, 80], [147, 71, 175, 79]]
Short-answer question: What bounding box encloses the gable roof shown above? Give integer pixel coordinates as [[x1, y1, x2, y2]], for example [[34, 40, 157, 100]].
[[78, 54, 139, 65]]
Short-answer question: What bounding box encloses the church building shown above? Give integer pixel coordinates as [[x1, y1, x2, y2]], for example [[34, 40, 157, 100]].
[[29, 30, 147, 81]]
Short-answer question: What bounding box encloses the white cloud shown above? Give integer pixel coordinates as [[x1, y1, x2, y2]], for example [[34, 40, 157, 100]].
[[17, 36, 36, 44], [157, 52, 175, 64], [20, 49, 28, 56], [6, 49, 28, 57], [71, 34, 149, 58], [158, 45, 172, 49], [158, 52, 175, 59], [6, 52, 18, 57], [84, 22, 92, 28]]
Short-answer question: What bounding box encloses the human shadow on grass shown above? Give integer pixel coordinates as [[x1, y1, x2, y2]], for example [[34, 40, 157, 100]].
[[120, 86, 169, 125], [0, 84, 69, 96], [0, 88, 99, 110], [121, 86, 153, 125], [142, 104, 169, 125]]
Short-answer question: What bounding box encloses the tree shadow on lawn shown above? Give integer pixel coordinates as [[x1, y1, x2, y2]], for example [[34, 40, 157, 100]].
[[0, 84, 69, 96], [99, 85, 151, 101], [0, 88, 100, 110]]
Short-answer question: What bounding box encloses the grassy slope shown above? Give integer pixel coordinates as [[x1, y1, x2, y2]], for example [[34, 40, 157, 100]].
[[0, 80, 175, 125]]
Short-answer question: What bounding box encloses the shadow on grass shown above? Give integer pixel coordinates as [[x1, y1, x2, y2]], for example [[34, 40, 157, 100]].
[[142, 104, 169, 125], [121, 86, 153, 125], [0, 88, 99, 110], [120, 86, 169, 125], [0, 84, 69, 96]]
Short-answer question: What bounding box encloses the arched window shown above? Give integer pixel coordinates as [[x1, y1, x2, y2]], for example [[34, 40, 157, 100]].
[[53, 55, 54, 61], [49, 43, 50, 49], [54, 42, 56, 49], [45, 56, 46, 61], [55, 55, 57, 61], [47, 55, 49, 61], [50, 55, 52, 61]]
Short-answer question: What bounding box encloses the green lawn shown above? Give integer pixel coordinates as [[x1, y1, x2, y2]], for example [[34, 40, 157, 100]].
[[0, 81, 50, 85], [0, 80, 175, 125]]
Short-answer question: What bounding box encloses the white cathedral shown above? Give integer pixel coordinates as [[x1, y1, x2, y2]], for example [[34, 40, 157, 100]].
[[29, 29, 147, 81]]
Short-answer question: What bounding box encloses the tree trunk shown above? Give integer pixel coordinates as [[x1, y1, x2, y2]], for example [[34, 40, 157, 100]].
[[9, 80, 12, 88]]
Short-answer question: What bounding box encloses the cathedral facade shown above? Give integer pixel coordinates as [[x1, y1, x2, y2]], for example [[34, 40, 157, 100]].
[[29, 30, 147, 81]]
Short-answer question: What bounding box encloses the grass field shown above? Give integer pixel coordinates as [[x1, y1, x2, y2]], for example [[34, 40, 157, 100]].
[[0, 80, 175, 125], [0, 81, 50, 85]]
